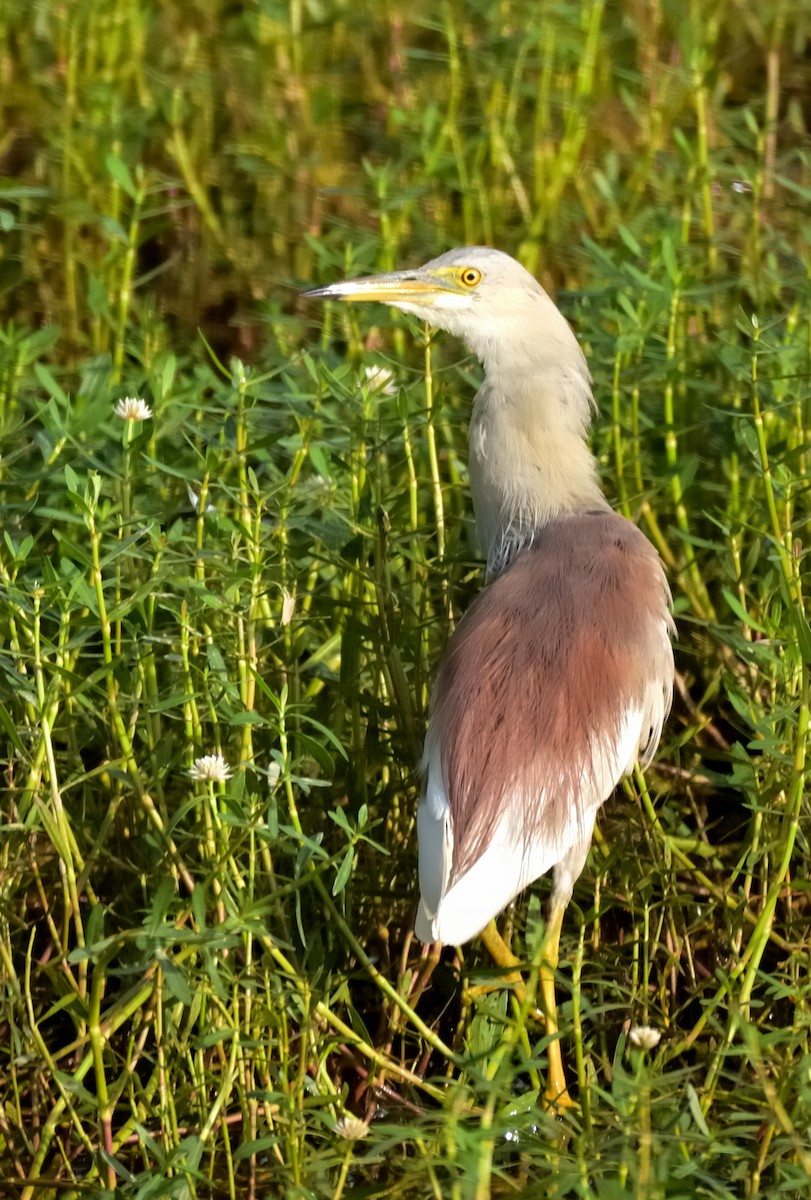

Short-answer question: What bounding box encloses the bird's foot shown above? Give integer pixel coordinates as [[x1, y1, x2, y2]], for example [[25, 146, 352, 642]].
[[542, 1079, 577, 1112], [543, 1040, 577, 1112]]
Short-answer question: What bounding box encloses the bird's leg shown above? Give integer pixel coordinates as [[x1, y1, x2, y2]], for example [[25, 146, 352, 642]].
[[479, 918, 574, 1109], [538, 899, 574, 1108], [478, 923, 542, 1016]]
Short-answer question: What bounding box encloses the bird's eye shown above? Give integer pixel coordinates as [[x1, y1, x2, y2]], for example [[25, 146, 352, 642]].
[[460, 268, 482, 288]]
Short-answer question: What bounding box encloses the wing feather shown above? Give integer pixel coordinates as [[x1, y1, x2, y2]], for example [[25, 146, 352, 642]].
[[415, 511, 673, 945]]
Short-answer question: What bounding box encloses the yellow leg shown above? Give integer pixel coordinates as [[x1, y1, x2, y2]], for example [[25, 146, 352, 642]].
[[538, 900, 573, 1108], [480, 912, 574, 1109], [480, 923, 524, 983], [479, 923, 544, 1016]]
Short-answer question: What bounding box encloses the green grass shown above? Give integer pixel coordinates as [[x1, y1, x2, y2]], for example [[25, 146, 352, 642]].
[[1, 1, 811, 1197]]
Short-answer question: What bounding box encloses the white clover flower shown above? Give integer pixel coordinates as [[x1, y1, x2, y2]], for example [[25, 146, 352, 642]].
[[114, 396, 153, 421], [362, 365, 397, 395], [628, 1024, 661, 1051], [335, 1114, 369, 1141], [188, 754, 233, 783]]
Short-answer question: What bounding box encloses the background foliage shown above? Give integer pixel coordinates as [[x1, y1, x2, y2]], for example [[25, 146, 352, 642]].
[[1, 0, 810, 1196]]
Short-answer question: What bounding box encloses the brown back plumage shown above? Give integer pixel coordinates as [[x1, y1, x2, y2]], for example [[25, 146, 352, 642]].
[[430, 510, 673, 884]]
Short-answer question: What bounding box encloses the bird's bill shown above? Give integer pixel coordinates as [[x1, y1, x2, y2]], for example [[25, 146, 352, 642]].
[[302, 267, 465, 307]]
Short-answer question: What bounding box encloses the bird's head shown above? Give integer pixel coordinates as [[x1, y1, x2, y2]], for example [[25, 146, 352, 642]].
[[304, 246, 599, 561], [303, 246, 566, 362]]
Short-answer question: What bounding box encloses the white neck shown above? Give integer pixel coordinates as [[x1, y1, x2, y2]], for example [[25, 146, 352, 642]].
[[406, 260, 608, 577], [466, 333, 607, 577]]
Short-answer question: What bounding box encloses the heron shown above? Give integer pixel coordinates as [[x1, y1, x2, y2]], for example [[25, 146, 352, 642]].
[[303, 247, 674, 1104]]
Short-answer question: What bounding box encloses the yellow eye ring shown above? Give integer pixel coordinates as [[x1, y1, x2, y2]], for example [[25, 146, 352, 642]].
[[460, 267, 482, 288]]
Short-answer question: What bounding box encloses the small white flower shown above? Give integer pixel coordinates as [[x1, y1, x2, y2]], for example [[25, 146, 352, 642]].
[[335, 1114, 369, 1141], [189, 754, 233, 783], [362, 365, 397, 395], [267, 761, 281, 789], [281, 591, 296, 626], [186, 483, 217, 514], [628, 1024, 661, 1051], [114, 396, 152, 421]]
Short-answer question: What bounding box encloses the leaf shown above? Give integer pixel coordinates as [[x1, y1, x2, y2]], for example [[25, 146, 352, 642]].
[[721, 587, 766, 633], [228, 710, 267, 726], [157, 950, 193, 1006], [297, 730, 335, 775], [332, 845, 354, 895], [793, 608, 811, 664], [735, 419, 759, 459], [0, 701, 24, 753], [100, 215, 128, 245], [685, 1082, 712, 1138], [64, 463, 81, 495], [616, 291, 641, 324], [84, 903, 105, 948], [581, 235, 616, 271], [397, 384, 409, 425], [206, 642, 228, 675], [294, 887, 307, 949], [266, 789, 279, 839], [192, 884, 208, 932], [309, 443, 331, 479], [146, 879, 177, 932], [162, 352, 177, 397], [147, 691, 197, 714], [300, 714, 348, 759], [281, 824, 328, 861], [661, 234, 680, 284], [106, 152, 138, 199], [86, 273, 109, 317], [34, 361, 69, 406], [617, 224, 642, 258], [329, 807, 353, 837]]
